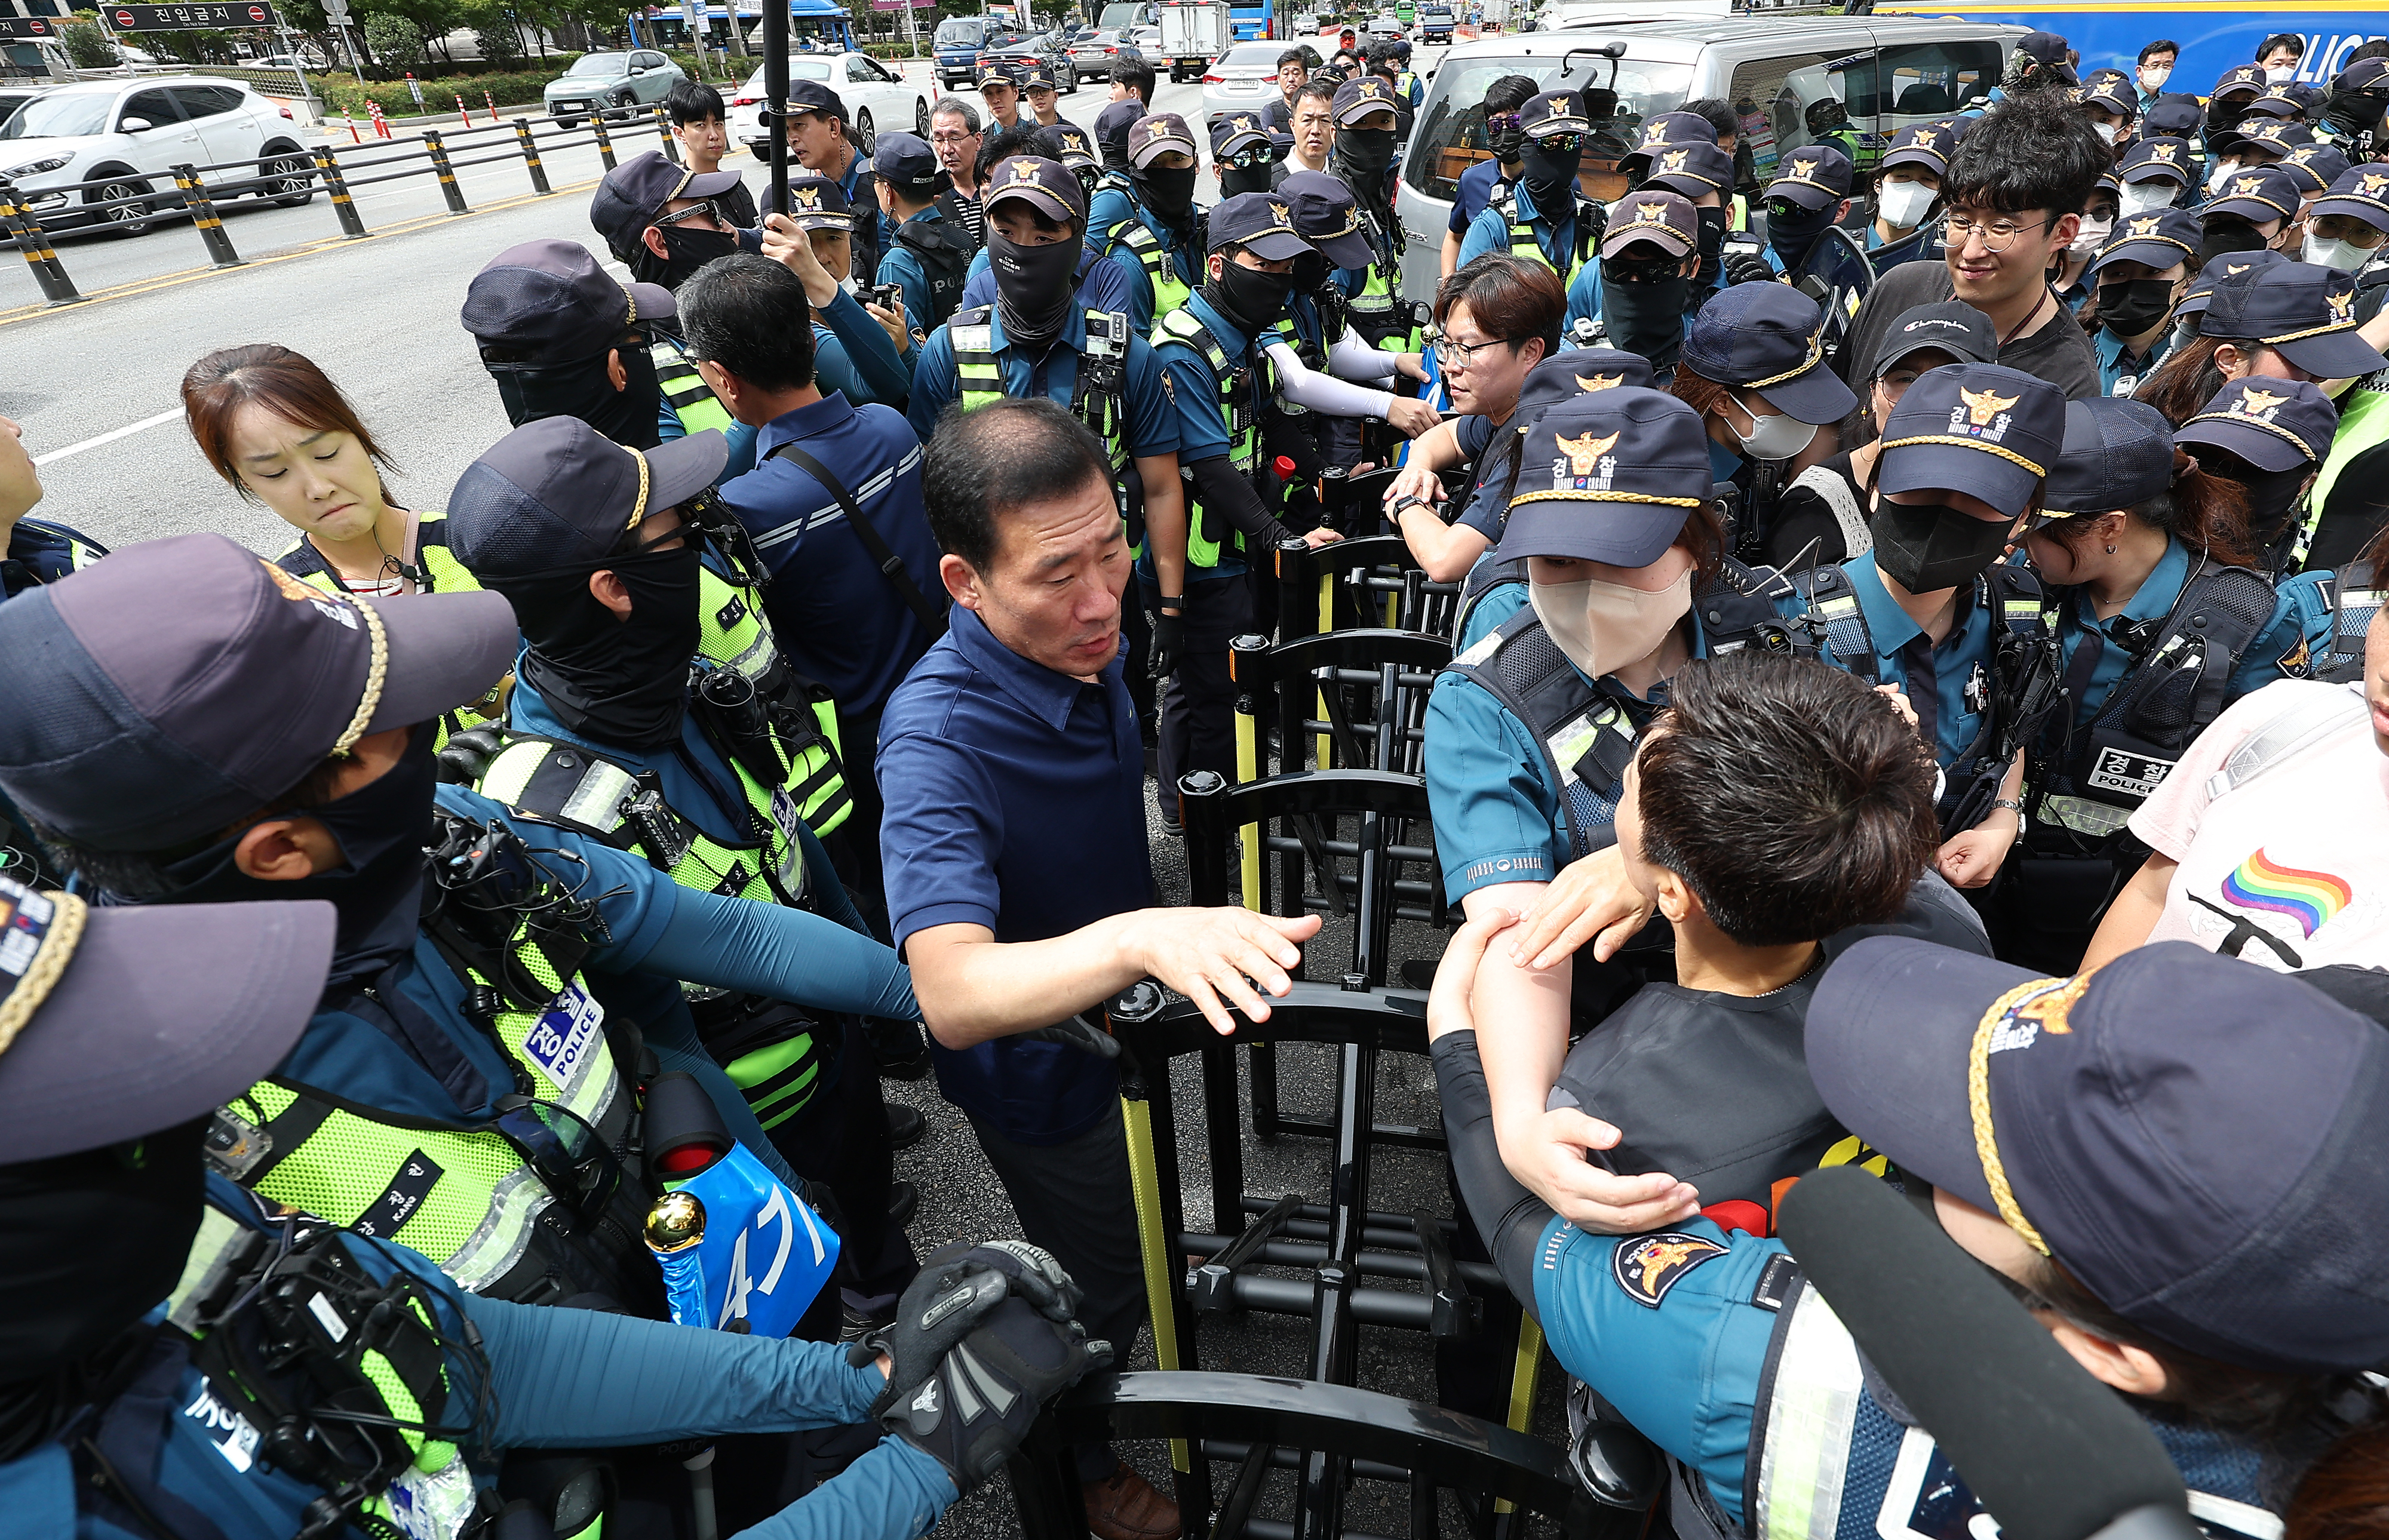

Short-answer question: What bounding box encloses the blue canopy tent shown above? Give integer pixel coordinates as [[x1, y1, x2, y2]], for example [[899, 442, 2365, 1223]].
[[632, 0, 857, 53]]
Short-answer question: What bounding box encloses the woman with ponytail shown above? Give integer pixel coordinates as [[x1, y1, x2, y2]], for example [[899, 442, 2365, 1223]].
[[1992, 395, 2331, 971]]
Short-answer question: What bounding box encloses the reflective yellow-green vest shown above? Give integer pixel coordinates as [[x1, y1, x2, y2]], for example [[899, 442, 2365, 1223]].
[[655, 335, 737, 437], [1110, 217, 1196, 324], [1493, 184, 1590, 288], [951, 303, 1132, 468], [206, 908, 642, 1303], [1155, 306, 1263, 570], [695, 561, 852, 838]]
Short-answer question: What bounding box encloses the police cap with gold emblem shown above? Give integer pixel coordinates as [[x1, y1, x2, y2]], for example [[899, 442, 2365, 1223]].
[[1501, 391, 1713, 565], [1204, 189, 1313, 260], [1877, 362, 2066, 518], [2176, 376, 2338, 472], [2201, 259, 2388, 377], [2091, 206, 2198, 275], [2311, 163, 2389, 233]]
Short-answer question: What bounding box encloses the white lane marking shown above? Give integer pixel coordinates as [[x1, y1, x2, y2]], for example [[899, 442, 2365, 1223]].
[[33, 406, 182, 466]]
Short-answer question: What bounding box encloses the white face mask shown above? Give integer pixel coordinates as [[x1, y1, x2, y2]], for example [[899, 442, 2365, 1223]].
[[2304, 233, 2371, 271], [1529, 568, 1696, 683], [1725, 394, 1820, 462], [2267, 65, 2297, 85], [2071, 216, 2114, 256], [2207, 158, 2241, 190], [2138, 65, 2171, 92], [1878, 178, 1937, 231], [2093, 120, 2123, 146], [2119, 180, 2175, 217]]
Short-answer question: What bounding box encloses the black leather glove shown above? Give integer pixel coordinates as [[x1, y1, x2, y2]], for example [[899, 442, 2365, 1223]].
[[1147, 609, 1186, 680], [879, 1292, 1110, 1494], [1724, 251, 1776, 287], [850, 1240, 1085, 1406]]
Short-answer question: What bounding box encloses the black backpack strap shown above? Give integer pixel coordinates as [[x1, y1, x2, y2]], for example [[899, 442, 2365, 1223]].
[[2317, 560, 2379, 684], [1787, 564, 1879, 683], [1448, 609, 1638, 863], [766, 441, 948, 637], [1695, 557, 1815, 659], [2108, 564, 2282, 748]]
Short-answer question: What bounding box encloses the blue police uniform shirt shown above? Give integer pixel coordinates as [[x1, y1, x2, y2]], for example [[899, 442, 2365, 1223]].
[[1104, 201, 1203, 337], [1086, 179, 1138, 248], [875, 204, 952, 339], [1448, 413, 1510, 546], [1151, 291, 1266, 583], [907, 300, 1181, 458], [2051, 537, 2327, 720], [1, 517, 103, 600], [810, 284, 916, 409], [1, 1176, 954, 1540], [720, 391, 941, 720], [1458, 178, 1579, 271], [1426, 613, 1712, 901], [1771, 551, 2000, 769], [957, 243, 1136, 315], [1448, 156, 1507, 236], [876, 605, 1150, 1145], [2096, 323, 2174, 396]]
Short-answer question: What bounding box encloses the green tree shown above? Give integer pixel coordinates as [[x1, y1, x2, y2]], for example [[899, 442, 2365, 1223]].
[[58, 16, 117, 67], [466, 0, 526, 62], [361, 9, 423, 68]]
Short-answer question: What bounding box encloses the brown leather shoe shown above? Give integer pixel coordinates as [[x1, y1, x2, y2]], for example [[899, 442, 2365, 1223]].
[[1082, 1459, 1181, 1540]]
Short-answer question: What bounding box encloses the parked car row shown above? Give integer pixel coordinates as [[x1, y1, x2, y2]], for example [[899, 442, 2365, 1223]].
[[725, 50, 931, 153], [0, 77, 314, 237]]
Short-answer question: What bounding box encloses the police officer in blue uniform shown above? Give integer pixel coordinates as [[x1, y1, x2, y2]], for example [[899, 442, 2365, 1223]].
[[0, 883, 1104, 1540], [1673, 281, 1860, 557], [1991, 394, 2329, 972], [2114, 134, 2196, 218], [1867, 121, 1952, 260], [1757, 142, 1854, 275], [1561, 189, 1705, 370], [1094, 112, 1206, 338], [956, 127, 1137, 316], [1427, 911, 2389, 1540], [1273, 170, 1440, 478], [871, 130, 971, 337], [770, 172, 918, 408], [2089, 207, 2198, 397], [1458, 90, 1600, 278], [1767, 362, 2069, 889]]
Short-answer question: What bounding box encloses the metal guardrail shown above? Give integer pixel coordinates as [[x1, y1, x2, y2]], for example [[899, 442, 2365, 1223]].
[[0, 97, 679, 306]]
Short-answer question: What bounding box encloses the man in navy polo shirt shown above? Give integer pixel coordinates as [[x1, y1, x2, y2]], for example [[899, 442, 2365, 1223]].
[[879, 398, 1322, 1540]]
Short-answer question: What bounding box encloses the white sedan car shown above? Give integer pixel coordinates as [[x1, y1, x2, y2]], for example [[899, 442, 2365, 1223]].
[[727, 53, 932, 156], [0, 76, 314, 236]]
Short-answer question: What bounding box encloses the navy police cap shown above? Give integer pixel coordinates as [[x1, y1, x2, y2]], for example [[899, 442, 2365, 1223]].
[[2092, 208, 2199, 276], [1765, 142, 1853, 211], [448, 414, 729, 582], [2116, 136, 2192, 186], [1877, 121, 1954, 177], [463, 238, 674, 363], [1206, 189, 1313, 259], [2201, 260, 2388, 378], [2176, 248, 2286, 320], [1279, 170, 1372, 271], [1877, 362, 2066, 518], [1639, 139, 1733, 200], [1682, 282, 1858, 426], [1501, 391, 1714, 566], [2177, 377, 2339, 472], [2040, 396, 2175, 515]]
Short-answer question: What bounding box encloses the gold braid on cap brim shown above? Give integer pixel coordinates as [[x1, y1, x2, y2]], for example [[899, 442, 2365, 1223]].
[[1880, 435, 2047, 477], [1969, 976, 2071, 1257], [0, 889, 87, 1059], [1509, 489, 1708, 507], [2183, 409, 2318, 461], [2263, 316, 2360, 345], [329, 597, 390, 760], [624, 441, 652, 531], [1741, 331, 1827, 389]]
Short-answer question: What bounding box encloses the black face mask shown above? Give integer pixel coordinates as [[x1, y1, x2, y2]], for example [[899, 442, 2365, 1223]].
[[2332, 90, 2388, 132], [1599, 265, 1690, 369], [1869, 498, 2015, 592], [485, 342, 665, 451], [1337, 127, 1398, 180], [2208, 460, 2310, 539], [1132, 165, 1199, 225], [1693, 205, 1728, 292], [1767, 201, 1837, 271], [155, 724, 440, 988], [630, 225, 740, 292], [0, 1121, 207, 1463], [1291, 250, 1332, 293], [1221, 162, 1275, 196], [1521, 142, 1578, 206], [2099, 277, 2177, 339], [1489, 124, 1525, 165], [505, 545, 705, 751], [1205, 260, 1295, 339], [2200, 222, 2269, 265], [991, 228, 1083, 355]]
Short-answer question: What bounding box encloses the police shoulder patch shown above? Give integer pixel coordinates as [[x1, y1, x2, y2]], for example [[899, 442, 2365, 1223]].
[[1612, 1231, 1729, 1308]]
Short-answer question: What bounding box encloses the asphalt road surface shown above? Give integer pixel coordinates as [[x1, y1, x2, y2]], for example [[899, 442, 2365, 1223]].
[[2, 38, 1549, 1539]]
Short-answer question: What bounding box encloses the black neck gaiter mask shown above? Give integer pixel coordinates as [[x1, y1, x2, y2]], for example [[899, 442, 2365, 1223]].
[[630, 225, 740, 291], [484, 343, 664, 450], [992, 227, 1084, 356], [1692, 205, 1728, 294], [1600, 268, 1690, 369], [0, 1121, 207, 1463], [1205, 261, 1295, 341], [502, 546, 705, 750], [1132, 165, 1199, 229], [1221, 162, 1275, 196], [1869, 499, 2014, 592], [148, 724, 439, 989], [1767, 202, 1837, 271], [1520, 143, 1578, 212], [1335, 128, 1398, 198], [2099, 277, 2176, 339]]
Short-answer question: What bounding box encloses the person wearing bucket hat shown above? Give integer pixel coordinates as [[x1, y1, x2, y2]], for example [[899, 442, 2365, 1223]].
[[1458, 90, 1602, 284], [2175, 374, 2342, 564], [1673, 282, 1859, 531], [2087, 207, 2200, 396], [1765, 300, 1997, 571], [1765, 364, 2066, 892], [1561, 189, 1704, 374], [1092, 112, 1203, 337], [750, 171, 918, 410], [1992, 395, 2329, 970], [2114, 135, 2194, 217], [0, 873, 1098, 1540]]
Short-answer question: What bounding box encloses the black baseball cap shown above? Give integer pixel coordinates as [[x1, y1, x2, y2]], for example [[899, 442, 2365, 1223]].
[[591, 149, 744, 262], [873, 130, 941, 197], [2312, 164, 2389, 230], [1515, 349, 1657, 419], [2177, 377, 2338, 471], [2202, 260, 2388, 377], [2335, 57, 2389, 93], [2092, 208, 2199, 275], [0, 878, 334, 1162], [1332, 75, 1401, 126], [1640, 140, 1733, 201], [1866, 300, 1996, 379], [449, 414, 729, 582], [2117, 136, 2192, 186], [2177, 248, 2285, 321], [2017, 29, 2068, 64], [1765, 142, 1853, 211], [785, 78, 845, 121], [1518, 88, 1587, 139], [1094, 98, 1142, 163], [0, 534, 515, 852], [975, 60, 1019, 91], [463, 238, 675, 363], [2141, 96, 2203, 138], [1128, 112, 1197, 168], [1681, 281, 1858, 426], [1279, 169, 1372, 269], [1501, 391, 1714, 565], [1877, 121, 1954, 177], [1877, 362, 2066, 518], [1598, 189, 1697, 258], [1809, 937, 2389, 1375], [2040, 396, 2175, 515], [2277, 145, 2351, 196], [984, 153, 1085, 226], [1212, 112, 1272, 162], [1205, 190, 1312, 260], [781, 171, 852, 232], [2204, 165, 2302, 224]]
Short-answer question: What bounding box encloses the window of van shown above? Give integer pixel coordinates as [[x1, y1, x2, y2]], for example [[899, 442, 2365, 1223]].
[[1404, 54, 1694, 205], [1838, 38, 1998, 124], [936, 17, 986, 45], [1727, 51, 1831, 177]]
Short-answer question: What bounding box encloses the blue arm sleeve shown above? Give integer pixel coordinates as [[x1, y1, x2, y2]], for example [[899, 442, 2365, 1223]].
[[820, 287, 913, 407], [882, 251, 934, 346], [738, 1442, 958, 1540], [1423, 672, 1570, 899], [632, 882, 919, 1019], [907, 327, 963, 442], [1123, 339, 1182, 459], [814, 328, 873, 408], [723, 420, 761, 480], [966, 245, 991, 283], [659, 392, 686, 443], [799, 820, 871, 938], [1457, 208, 1505, 268]]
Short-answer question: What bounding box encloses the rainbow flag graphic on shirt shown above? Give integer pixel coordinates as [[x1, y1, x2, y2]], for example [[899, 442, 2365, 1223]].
[[2219, 850, 2353, 939]]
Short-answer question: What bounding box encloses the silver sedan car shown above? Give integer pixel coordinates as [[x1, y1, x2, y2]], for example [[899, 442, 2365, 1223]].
[[1200, 39, 1295, 128]]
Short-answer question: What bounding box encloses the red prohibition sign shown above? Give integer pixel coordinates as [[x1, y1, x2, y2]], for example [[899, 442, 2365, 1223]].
[[113, 8, 133, 23], [248, 5, 268, 19]]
